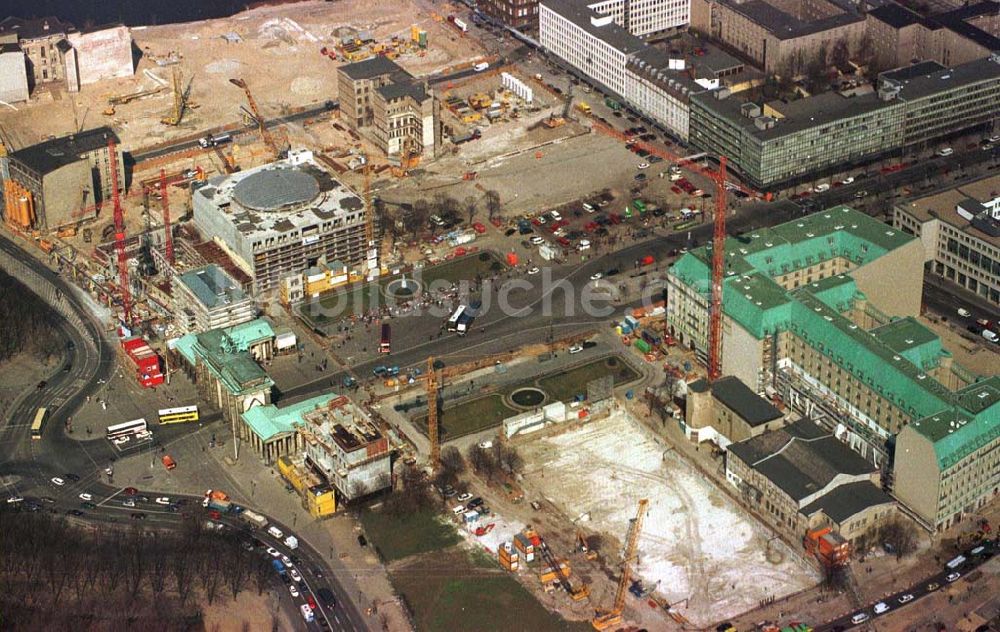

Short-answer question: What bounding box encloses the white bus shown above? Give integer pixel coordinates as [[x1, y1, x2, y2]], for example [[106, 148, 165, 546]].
[[106, 418, 148, 440], [447, 305, 467, 332], [158, 405, 199, 424]]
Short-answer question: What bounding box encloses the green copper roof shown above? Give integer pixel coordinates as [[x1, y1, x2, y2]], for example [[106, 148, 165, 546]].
[[870, 317, 943, 371], [242, 394, 338, 442], [174, 318, 275, 396], [910, 377, 1000, 469]]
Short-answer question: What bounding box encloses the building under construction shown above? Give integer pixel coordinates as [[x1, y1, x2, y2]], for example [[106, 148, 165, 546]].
[[191, 148, 370, 294], [3, 126, 124, 231]]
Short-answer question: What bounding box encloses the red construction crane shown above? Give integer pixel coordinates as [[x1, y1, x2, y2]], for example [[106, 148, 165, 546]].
[[159, 169, 174, 266], [708, 156, 727, 382], [107, 137, 133, 328]]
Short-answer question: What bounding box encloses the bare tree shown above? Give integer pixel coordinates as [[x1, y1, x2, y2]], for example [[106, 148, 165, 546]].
[[464, 196, 479, 224], [199, 540, 225, 605], [497, 443, 524, 474], [407, 199, 430, 238], [251, 554, 272, 596], [879, 518, 918, 560], [440, 446, 466, 476], [484, 190, 502, 221], [831, 37, 850, 71]]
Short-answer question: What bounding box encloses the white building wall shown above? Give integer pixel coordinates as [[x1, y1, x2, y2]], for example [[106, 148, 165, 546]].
[[626, 0, 690, 35], [540, 4, 629, 98], [628, 71, 690, 140], [0, 49, 29, 103], [67, 26, 134, 86]]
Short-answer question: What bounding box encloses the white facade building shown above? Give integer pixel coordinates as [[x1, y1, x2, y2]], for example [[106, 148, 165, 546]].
[[540, 0, 697, 140]]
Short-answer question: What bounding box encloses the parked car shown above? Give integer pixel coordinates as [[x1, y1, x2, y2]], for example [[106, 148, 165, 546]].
[[289, 584, 300, 598], [50, 477, 65, 486], [457, 492, 473, 502], [874, 602, 890, 615], [851, 613, 869, 624], [78, 493, 93, 501], [155, 497, 171, 505], [946, 572, 961, 582], [266, 547, 281, 558], [958, 307, 972, 317], [898, 594, 914, 604]]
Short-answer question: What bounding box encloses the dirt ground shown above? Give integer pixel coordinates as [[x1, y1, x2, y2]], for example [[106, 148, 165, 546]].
[[516, 410, 819, 629], [919, 314, 999, 377], [200, 588, 296, 631], [0, 0, 485, 152]]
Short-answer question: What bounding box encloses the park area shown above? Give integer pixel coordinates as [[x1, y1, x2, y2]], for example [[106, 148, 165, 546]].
[[411, 356, 641, 441], [517, 411, 819, 627], [297, 251, 506, 330]]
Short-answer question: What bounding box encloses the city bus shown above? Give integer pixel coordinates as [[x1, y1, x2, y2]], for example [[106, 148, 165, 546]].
[[379, 323, 391, 354], [30, 407, 47, 440], [106, 418, 148, 440], [158, 405, 200, 424], [447, 305, 467, 332]]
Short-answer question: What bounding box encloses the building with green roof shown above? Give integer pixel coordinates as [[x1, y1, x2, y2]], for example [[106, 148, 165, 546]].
[[241, 394, 338, 463], [666, 206, 997, 531], [171, 318, 276, 446]]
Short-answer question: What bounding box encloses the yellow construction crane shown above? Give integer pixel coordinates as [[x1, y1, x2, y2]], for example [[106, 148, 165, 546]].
[[161, 67, 191, 126], [592, 499, 649, 630], [230, 77, 284, 159]]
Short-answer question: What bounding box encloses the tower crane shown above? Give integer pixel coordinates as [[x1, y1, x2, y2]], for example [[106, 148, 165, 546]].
[[708, 156, 727, 381], [159, 169, 175, 266], [107, 137, 134, 328], [161, 67, 191, 126], [592, 498, 649, 630], [229, 77, 285, 159]]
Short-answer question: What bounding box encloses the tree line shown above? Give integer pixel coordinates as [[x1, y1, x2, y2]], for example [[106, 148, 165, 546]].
[[0, 508, 281, 631], [0, 271, 62, 365]]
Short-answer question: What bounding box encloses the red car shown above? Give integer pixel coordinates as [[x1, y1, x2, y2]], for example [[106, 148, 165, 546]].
[[609, 213, 622, 225], [472, 222, 487, 234], [558, 237, 571, 247], [208, 510, 221, 520], [584, 222, 598, 232], [123, 487, 138, 496], [307, 594, 317, 610], [670, 186, 682, 194]]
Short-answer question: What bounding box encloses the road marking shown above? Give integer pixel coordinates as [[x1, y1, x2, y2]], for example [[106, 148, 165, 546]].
[[98, 487, 124, 506]]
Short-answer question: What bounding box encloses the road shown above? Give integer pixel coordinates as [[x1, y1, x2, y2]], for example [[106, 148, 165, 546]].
[[0, 233, 366, 632], [130, 102, 337, 163], [814, 543, 996, 631]]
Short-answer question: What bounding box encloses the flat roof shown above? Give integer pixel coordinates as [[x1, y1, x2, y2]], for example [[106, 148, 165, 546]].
[[243, 394, 338, 442], [711, 376, 783, 426], [897, 174, 1000, 247], [885, 57, 1000, 102], [193, 154, 365, 242], [176, 264, 248, 311], [339, 56, 409, 80], [0, 16, 75, 40], [869, 4, 923, 29], [541, 0, 648, 55], [719, 0, 864, 40], [10, 127, 118, 175]]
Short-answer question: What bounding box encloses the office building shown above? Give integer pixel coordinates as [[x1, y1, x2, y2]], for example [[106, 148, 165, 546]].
[[0, 18, 132, 94], [726, 418, 896, 546], [894, 174, 1000, 307], [337, 56, 438, 158], [666, 205, 999, 531], [3, 127, 124, 231], [540, 0, 707, 141], [172, 264, 257, 334], [867, 2, 1000, 71], [191, 149, 370, 294], [689, 0, 866, 75], [689, 55, 1000, 189]]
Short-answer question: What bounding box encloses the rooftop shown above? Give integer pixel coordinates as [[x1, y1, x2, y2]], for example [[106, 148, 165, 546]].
[[242, 394, 338, 442], [10, 127, 118, 175], [719, 0, 864, 40], [870, 317, 943, 371], [728, 418, 876, 502], [301, 395, 386, 454], [173, 318, 275, 395], [541, 0, 651, 55], [800, 481, 895, 523], [175, 264, 249, 311], [0, 16, 75, 40], [897, 173, 1000, 247], [868, 3, 923, 29], [192, 152, 365, 241], [909, 377, 1000, 469], [339, 55, 410, 81], [883, 56, 1000, 102], [377, 81, 428, 102], [711, 376, 783, 426]]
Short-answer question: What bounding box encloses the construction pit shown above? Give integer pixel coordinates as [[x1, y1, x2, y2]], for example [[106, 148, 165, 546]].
[[1, 0, 487, 151], [516, 409, 820, 628]]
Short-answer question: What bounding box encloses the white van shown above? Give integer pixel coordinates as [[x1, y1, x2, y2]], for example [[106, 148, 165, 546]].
[[300, 604, 315, 622], [267, 525, 284, 540], [474, 62, 489, 72], [582, 203, 595, 212], [983, 329, 998, 343]]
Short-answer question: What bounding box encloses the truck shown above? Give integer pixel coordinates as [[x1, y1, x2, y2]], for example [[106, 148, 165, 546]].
[[272, 559, 287, 576], [634, 338, 652, 354], [456, 301, 480, 336], [284, 535, 299, 550], [206, 497, 232, 513], [576, 102, 591, 114], [240, 509, 268, 530], [451, 128, 482, 144], [267, 525, 284, 540], [641, 329, 662, 347], [604, 96, 621, 111], [198, 132, 232, 148]]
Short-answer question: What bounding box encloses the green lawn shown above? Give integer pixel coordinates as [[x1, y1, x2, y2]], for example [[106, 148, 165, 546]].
[[359, 508, 461, 563], [391, 548, 593, 632], [414, 394, 515, 441], [298, 251, 506, 327], [535, 356, 640, 401]]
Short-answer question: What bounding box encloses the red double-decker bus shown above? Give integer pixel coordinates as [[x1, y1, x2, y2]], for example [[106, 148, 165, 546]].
[[379, 323, 391, 354]]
